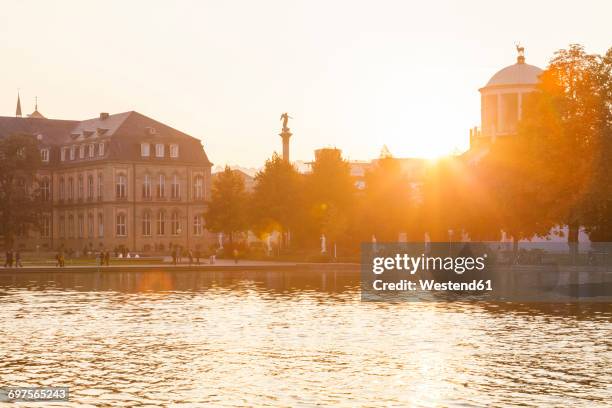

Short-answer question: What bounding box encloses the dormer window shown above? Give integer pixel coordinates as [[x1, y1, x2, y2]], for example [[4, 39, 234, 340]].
[[141, 143, 150, 157], [97, 128, 109, 136], [170, 144, 179, 158], [40, 148, 49, 162], [155, 144, 164, 158], [70, 133, 80, 140], [98, 142, 105, 156], [83, 130, 94, 138], [79, 145, 85, 159]]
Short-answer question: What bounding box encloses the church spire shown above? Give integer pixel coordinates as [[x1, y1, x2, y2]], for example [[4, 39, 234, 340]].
[[16, 92, 22, 117]]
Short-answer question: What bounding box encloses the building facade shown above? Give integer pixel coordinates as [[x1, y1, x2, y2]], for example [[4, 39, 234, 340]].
[[0, 110, 213, 253]]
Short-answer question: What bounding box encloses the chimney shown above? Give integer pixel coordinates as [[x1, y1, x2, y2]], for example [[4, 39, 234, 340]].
[[99, 112, 110, 120]]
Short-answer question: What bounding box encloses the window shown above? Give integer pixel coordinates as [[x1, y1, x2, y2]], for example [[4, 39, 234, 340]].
[[87, 175, 94, 199], [193, 214, 203, 236], [98, 142, 105, 156], [170, 144, 179, 158], [171, 175, 180, 199], [171, 211, 180, 235], [59, 177, 65, 200], [157, 210, 165, 235], [157, 174, 165, 198], [68, 177, 74, 200], [59, 216, 65, 238], [61, 148, 67, 161], [40, 177, 51, 201], [141, 143, 150, 157], [70, 146, 76, 160], [116, 213, 127, 236], [41, 215, 51, 238], [88, 144, 95, 158], [98, 213, 104, 238], [142, 174, 151, 198], [78, 214, 84, 238], [142, 211, 152, 236], [116, 174, 127, 199], [41, 148, 49, 162], [68, 215, 75, 238], [79, 145, 85, 159], [97, 174, 103, 200], [194, 176, 204, 200], [155, 144, 164, 157], [87, 213, 94, 238], [77, 175, 84, 200]]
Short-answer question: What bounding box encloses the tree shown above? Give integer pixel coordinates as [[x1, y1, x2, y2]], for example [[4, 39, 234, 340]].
[[0, 133, 44, 248], [205, 166, 249, 245], [360, 157, 417, 241], [519, 44, 612, 256], [303, 148, 356, 252], [250, 153, 303, 248]]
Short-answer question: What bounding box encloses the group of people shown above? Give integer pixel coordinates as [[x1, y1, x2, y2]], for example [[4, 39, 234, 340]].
[[171, 248, 211, 265], [96, 251, 112, 266], [4, 250, 23, 268]]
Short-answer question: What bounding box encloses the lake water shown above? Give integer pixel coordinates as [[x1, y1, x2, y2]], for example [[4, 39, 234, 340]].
[[0, 270, 610, 407]]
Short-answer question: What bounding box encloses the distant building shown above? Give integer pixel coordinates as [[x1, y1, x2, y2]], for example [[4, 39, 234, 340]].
[[470, 46, 543, 149], [0, 105, 213, 253]]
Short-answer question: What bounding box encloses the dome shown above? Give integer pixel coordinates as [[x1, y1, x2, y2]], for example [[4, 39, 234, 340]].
[[485, 61, 542, 87]]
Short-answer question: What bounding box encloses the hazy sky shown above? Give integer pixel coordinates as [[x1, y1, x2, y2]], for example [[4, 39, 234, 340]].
[[1, 0, 611, 167]]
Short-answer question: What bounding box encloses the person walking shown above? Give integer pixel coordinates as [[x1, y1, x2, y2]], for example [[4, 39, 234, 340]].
[[195, 250, 201, 265], [7, 250, 14, 268], [232, 248, 239, 264], [15, 251, 22, 268], [172, 248, 177, 265], [188, 250, 193, 266]]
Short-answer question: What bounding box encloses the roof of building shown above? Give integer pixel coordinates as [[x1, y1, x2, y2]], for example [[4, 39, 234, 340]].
[[485, 60, 542, 88], [0, 116, 78, 145], [0, 111, 211, 165]]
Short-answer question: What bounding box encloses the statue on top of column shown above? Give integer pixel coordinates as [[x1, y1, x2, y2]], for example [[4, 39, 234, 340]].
[[280, 112, 292, 131]]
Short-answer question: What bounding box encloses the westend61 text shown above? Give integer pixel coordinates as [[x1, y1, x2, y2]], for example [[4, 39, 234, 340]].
[[372, 279, 493, 291]]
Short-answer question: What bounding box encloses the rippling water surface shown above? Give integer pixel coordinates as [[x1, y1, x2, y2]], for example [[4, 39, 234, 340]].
[[0, 270, 610, 407]]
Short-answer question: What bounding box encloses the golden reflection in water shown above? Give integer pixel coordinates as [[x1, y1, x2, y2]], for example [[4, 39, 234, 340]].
[[0, 270, 610, 407]]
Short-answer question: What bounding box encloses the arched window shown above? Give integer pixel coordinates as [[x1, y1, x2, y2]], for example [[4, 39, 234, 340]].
[[116, 213, 127, 236], [59, 177, 65, 200], [193, 214, 203, 236], [41, 215, 51, 238], [98, 213, 104, 238], [171, 175, 180, 199], [157, 210, 165, 235], [143, 174, 151, 199], [87, 175, 94, 199], [78, 214, 84, 238], [68, 215, 75, 237], [97, 174, 103, 200], [193, 175, 204, 200], [40, 177, 51, 201], [142, 211, 152, 236], [171, 211, 180, 235], [68, 177, 74, 200], [77, 175, 84, 200], [116, 174, 127, 199], [157, 174, 165, 198], [59, 216, 65, 238]]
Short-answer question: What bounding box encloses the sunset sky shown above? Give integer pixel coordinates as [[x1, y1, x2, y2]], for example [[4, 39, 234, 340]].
[[1, 0, 611, 167]]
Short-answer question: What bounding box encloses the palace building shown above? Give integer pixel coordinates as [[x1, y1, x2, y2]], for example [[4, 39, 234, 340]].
[[0, 104, 213, 253]]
